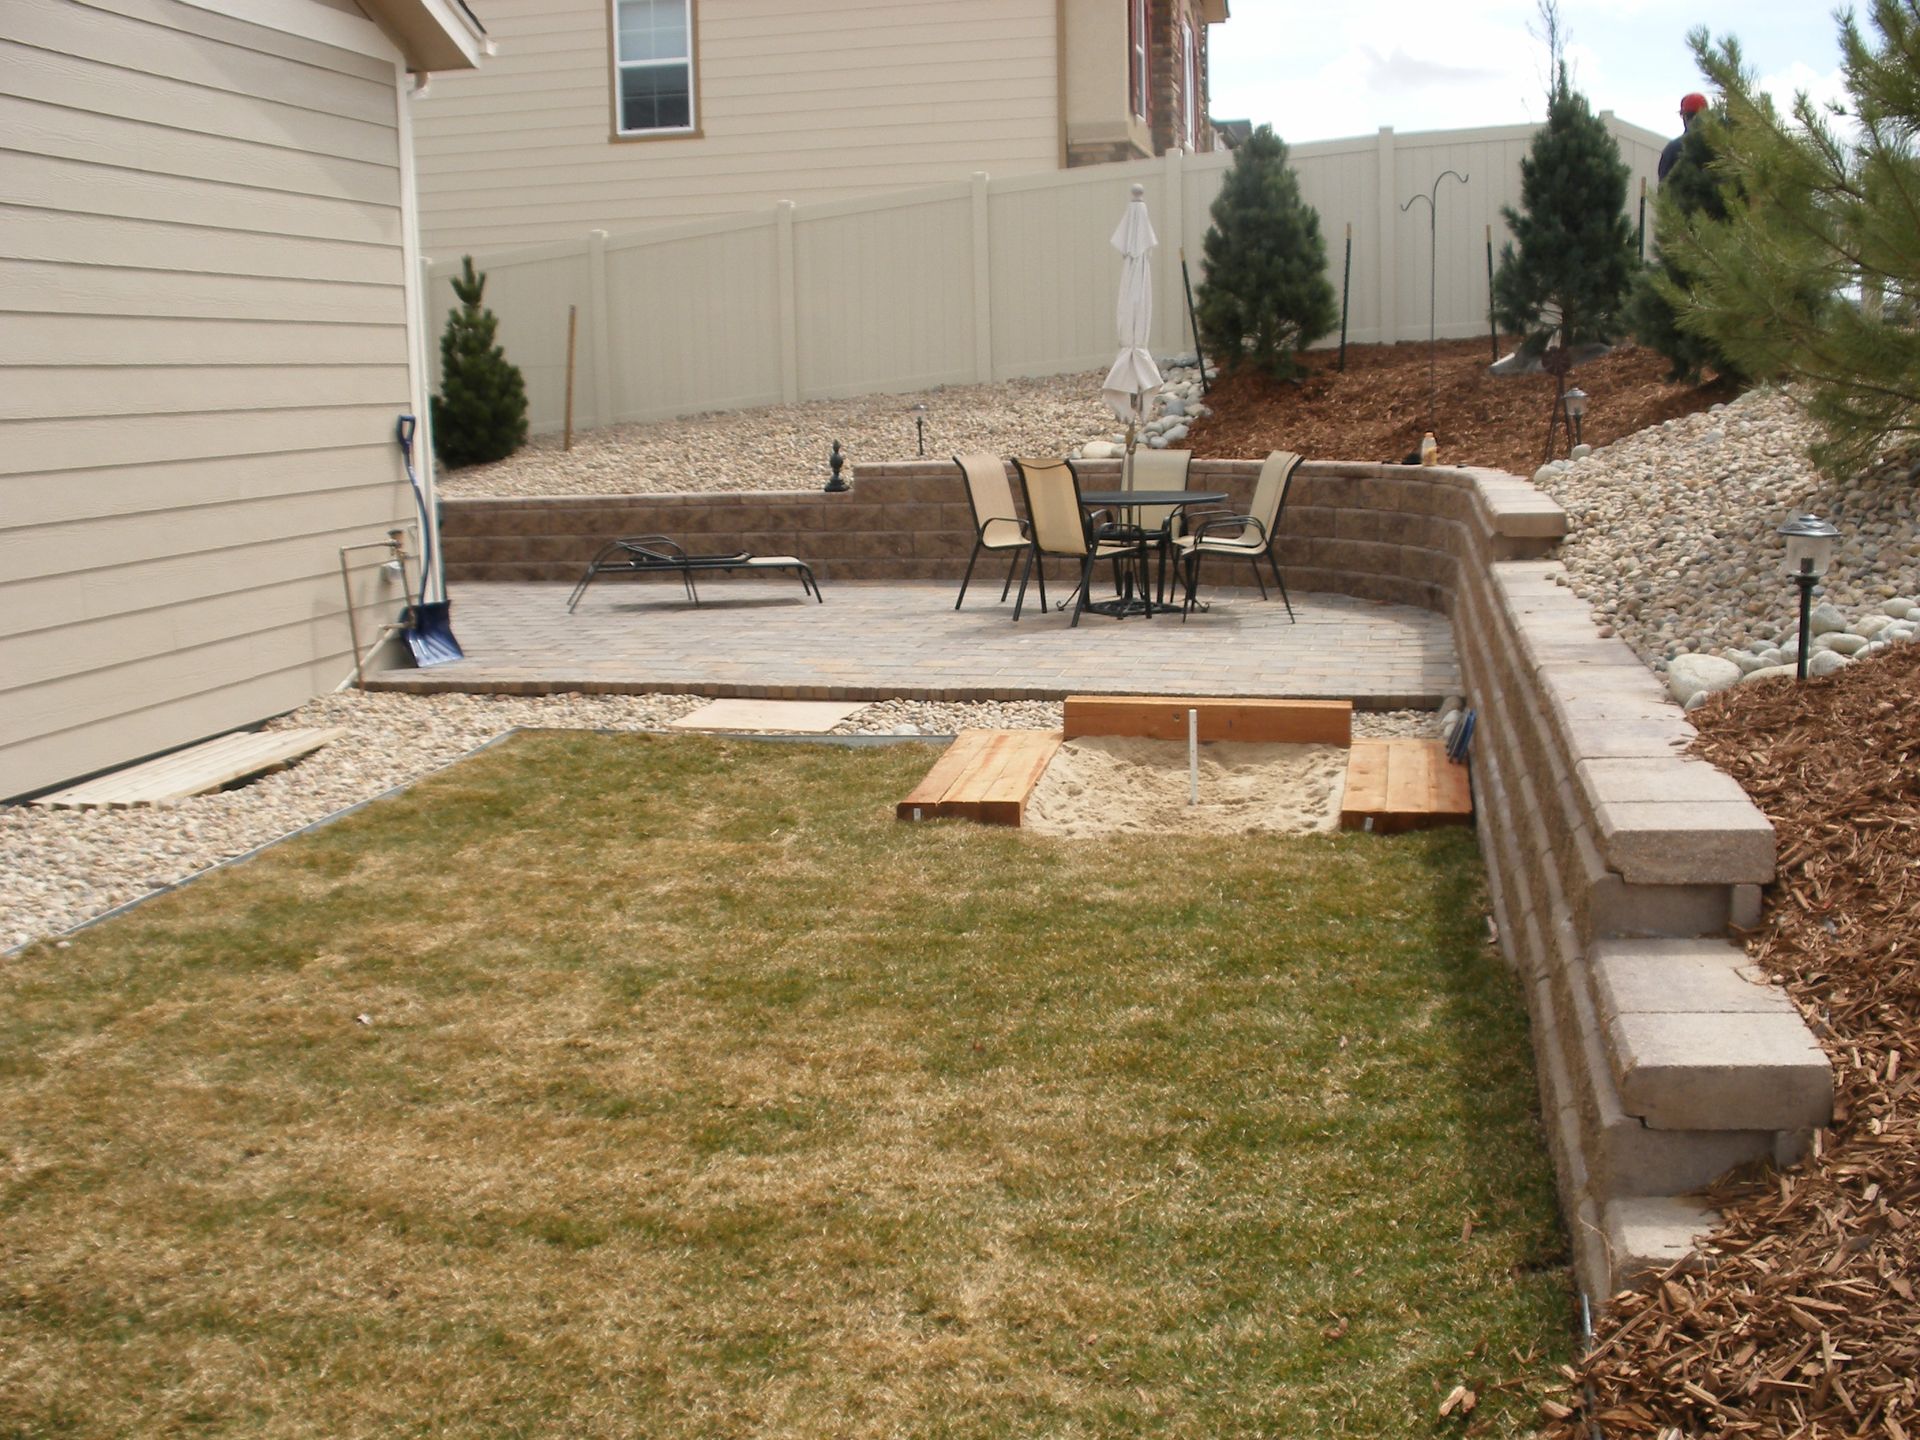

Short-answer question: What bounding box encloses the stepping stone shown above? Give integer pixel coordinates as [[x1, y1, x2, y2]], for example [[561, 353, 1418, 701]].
[[669, 698, 862, 733]]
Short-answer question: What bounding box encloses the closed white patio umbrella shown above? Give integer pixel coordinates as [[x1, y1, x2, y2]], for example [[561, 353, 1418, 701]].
[[1101, 183, 1163, 474]]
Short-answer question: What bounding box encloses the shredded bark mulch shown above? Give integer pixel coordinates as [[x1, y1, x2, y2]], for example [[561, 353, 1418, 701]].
[[1546, 646, 1920, 1438], [1185, 338, 1734, 474]]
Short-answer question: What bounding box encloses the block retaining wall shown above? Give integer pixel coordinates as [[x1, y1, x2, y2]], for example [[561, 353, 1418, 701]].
[[439, 458, 1560, 602], [441, 458, 1832, 1305]]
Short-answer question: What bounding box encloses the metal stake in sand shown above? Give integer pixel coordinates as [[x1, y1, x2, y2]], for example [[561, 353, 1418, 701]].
[[1188, 708, 1199, 807]]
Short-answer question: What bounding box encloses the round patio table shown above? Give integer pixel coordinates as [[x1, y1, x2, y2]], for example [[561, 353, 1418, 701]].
[[1076, 490, 1228, 616]]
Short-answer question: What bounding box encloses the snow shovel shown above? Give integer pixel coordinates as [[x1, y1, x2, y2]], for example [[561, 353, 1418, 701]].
[[395, 414, 465, 666]]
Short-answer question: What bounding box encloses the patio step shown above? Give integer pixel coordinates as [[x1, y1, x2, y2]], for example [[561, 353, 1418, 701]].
[[1064, 695, 1352, 745], [31, 727, 346, 809], [1339, 738, 1473, 833], [897, 729, 1063, 827]]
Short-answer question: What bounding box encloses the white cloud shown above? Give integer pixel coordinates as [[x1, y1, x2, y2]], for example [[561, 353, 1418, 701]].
[[1755, 62, 1850, 122], [1208, 0, 1847, 145]]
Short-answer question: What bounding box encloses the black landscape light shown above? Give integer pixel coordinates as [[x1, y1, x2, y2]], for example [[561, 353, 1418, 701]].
[[1563, 386, 1588, 448], [824, 439, 849, 493], [911, 402, 928, 457], [1776, 512, 1840, 681]]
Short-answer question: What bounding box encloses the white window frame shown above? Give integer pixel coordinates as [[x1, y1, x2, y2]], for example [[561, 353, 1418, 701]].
[[610, 0, 697, 139], [1181, 19, 1197, 149]]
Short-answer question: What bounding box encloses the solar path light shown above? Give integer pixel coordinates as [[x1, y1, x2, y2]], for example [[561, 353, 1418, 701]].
[[1776, 512, 1840, 682], [1563, 386, 1588, 448]]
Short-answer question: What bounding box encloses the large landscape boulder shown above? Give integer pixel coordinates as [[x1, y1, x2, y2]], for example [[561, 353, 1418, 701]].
[[1666, 653, 1743, 707]]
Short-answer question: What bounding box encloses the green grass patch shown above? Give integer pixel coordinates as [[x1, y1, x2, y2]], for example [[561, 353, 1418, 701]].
[[0, 731, 1571, 1437]]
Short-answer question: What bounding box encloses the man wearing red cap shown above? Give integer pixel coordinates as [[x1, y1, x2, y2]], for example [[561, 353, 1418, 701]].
[[1658, 92, 1709, 183]]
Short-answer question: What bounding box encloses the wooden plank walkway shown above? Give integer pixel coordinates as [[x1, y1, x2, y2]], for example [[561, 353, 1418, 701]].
[[1064, 695, 1352, 745], [31, 728, 346, 809], [1339, 738, 1473, 833], [897, 729, 1063, 827]]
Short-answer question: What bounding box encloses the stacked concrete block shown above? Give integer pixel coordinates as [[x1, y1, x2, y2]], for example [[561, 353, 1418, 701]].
[[1449, 508, 1832, 1307], [443, 456, 1509, 597]]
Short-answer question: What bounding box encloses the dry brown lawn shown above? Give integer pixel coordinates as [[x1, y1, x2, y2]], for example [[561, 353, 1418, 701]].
[[1, 731, 1570, 1437]]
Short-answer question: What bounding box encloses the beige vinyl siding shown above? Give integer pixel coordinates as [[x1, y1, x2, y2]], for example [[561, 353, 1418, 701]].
[[0, 0, 419, 800], [411, 0, 1061, 256]]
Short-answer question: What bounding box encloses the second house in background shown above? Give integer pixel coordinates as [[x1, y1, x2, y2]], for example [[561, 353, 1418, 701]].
[[411, 0, 1231, 256]]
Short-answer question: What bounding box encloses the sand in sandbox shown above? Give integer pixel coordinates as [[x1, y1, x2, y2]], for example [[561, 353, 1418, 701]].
[[1023, 737, 1347, 838]]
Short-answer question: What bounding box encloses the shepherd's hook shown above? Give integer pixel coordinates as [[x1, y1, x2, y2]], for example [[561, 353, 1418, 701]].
[[1401, 170, 1469, 429]]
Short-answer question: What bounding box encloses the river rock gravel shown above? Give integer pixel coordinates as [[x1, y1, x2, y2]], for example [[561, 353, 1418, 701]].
[[1531, 387, 1920, 675], [2, 691, 1437, 953], [440, 370, 1122, 498]]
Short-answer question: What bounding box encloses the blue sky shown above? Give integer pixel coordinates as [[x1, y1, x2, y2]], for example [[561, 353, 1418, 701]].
[[1207, 1, 1850, 145]]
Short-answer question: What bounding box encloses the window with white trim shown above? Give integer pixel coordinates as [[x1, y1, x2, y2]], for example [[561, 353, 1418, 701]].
[[1181, 19, 1196, 147], [613, 0, 695, 136], [1129, 0, 1150, 120]]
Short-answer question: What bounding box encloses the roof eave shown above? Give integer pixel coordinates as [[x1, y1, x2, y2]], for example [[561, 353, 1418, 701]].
[[364, 0, 493, 72]]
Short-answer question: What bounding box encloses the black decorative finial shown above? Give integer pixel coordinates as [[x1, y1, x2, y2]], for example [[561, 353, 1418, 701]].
[[824, 439, 849, 493]]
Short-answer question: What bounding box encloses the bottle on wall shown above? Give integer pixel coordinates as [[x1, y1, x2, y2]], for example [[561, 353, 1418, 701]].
[[1419, 432, 1438, 465]]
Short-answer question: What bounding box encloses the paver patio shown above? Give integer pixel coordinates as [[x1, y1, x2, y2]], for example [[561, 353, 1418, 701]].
[[366, 579, 1460, 707]]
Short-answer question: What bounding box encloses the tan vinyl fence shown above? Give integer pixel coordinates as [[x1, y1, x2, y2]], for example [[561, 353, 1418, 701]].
[[425, 116, 1667, 436]]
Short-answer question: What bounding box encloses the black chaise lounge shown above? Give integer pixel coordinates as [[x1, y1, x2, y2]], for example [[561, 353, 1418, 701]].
[[565, 535, 823, 612]]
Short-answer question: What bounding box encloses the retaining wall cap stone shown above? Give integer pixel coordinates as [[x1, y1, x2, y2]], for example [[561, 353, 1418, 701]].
[[1578, 757, 1754, 808], [1592, 937, 1797, 1017], [1602, 1196, 1719, 1285], [1609, 1010, 1833, 1131], [1592, 799, 1777, 885]]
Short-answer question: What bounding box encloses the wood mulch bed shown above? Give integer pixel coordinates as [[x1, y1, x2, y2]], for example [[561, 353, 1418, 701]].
[[1545, 645, 1920, 1438], [1185, 337, 1734, 474]]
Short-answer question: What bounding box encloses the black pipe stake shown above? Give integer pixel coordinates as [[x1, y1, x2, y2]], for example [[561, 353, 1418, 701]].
[[1179, 247, 1208, 393], [1338, 223, 1352, 372], [1637, 177, 1647, 261], [1543, 372, 1565, 464], [1485, 224, 1498, 363]]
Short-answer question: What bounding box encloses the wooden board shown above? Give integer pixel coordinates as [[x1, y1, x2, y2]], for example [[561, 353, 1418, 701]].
[[1339, 738, 1473, 833], [896, 730, 995, 820], [1063, 696, 1352, 746], [896, 729, 1063, 826], [956, 731, 1062, 827], [31, 727, 346, 809]]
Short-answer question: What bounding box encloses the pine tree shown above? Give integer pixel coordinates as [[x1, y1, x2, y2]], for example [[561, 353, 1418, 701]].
[[1196, 126, 1338, 379], [1625, 116, 1747, 382], [431, 256, 528, 469], [1663, 5, 1920, 474], [1491, 65, 1638, 350]]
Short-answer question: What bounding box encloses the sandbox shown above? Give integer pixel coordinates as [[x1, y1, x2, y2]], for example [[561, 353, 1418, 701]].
[[897, 698, 1471, 836]]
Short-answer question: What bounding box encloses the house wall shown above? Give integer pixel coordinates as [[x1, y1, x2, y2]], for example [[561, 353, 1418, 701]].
[[0, 0, 426, 800], [409, 0, 1064, 256], [1061, 0, 1149, 166], [1143, 0, 1211, 157]]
